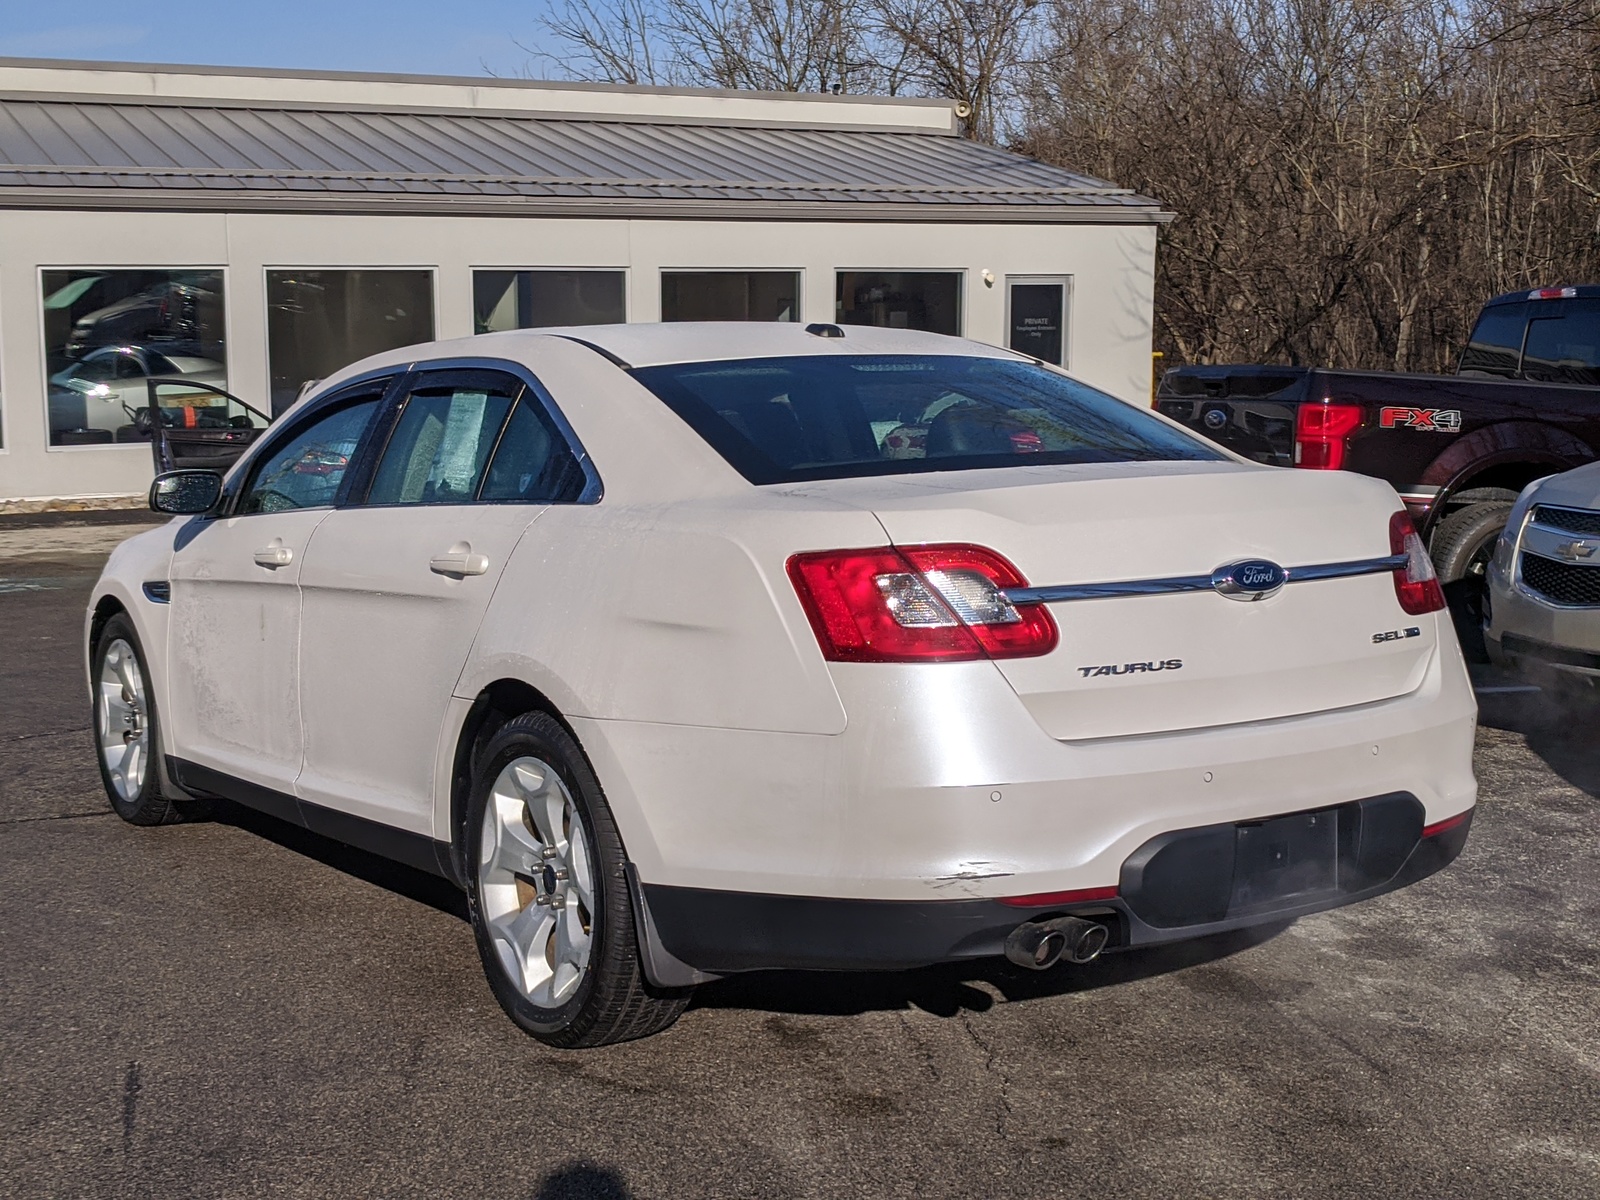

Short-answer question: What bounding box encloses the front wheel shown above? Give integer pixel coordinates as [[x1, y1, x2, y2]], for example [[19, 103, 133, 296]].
[[92, 613, 207, 825], [465, 711, 689, 1048]]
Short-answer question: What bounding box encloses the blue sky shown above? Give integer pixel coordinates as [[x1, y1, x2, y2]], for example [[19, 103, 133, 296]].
[[0, 1, 561, 79]]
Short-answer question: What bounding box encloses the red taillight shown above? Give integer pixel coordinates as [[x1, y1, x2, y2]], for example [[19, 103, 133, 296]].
[[786, 544, 1058, 663], [1294, 402, 1364, 469], [998, 885, 1119, 909], [1390, 510, 1446, 615]]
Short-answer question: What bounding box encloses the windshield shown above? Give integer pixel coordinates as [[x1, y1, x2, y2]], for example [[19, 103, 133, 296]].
[[631, 354, 1223, 484]]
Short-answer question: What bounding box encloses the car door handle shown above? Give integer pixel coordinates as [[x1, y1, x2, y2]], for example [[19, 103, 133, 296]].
[[430, 546, 490, 577], [253, 543, 293, 569]]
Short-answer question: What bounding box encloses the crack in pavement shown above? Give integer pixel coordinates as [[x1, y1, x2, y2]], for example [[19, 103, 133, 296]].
[[958, 1010, 1014, 1137], [0, 810, 111, 826], [6, 727, 90, 743], [896, 1010, 942, 1082]]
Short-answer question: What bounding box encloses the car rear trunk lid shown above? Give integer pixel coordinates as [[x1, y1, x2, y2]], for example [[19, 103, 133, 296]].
[[806, 461, 1432, 739]]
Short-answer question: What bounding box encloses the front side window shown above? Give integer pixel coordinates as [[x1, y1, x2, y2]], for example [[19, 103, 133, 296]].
[[239, 398, 382, 514], [836, 271, 961, 336], [474, 270, 625, 332], [266, 270, 434, 417], [661, 272, 799, 322], [632, 354, 1223, 484], [41, 268, 226, 447]]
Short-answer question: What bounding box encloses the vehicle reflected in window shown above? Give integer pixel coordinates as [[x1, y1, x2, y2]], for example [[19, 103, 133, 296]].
[[41, 268, 226, 447], [239, 399, 382, 514]]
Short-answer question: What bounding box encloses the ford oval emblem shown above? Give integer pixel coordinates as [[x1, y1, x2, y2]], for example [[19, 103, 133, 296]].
[[1203, 408, 1228, 430], [1211, 558, 1287, 602]]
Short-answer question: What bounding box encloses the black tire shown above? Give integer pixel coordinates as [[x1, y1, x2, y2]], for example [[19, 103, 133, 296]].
[[464, 711, 689, 1048], [91, 613, 210, 825], [1432, 501, 1514, 664]]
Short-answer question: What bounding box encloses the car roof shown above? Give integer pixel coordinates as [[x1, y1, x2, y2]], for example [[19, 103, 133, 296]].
[[1482, 285, 1600, 307], [478, 321, 1025, 368], [308, 322, 1029, 406]]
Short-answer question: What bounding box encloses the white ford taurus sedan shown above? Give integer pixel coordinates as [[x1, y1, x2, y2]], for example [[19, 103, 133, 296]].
[[87, 323, 1478, 1047]]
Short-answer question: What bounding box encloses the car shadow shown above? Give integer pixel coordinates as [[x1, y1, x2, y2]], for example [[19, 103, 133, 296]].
[[687, 922, 1290, 1019], [1474, 682, 1600, 799], [213, 799, 1290, 1018], [215, 800, 469, 921]]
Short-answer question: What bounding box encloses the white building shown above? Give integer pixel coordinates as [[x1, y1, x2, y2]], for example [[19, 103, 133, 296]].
[[0, 58, 1169, 504]]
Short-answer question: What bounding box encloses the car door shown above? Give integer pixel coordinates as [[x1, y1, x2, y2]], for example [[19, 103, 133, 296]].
[[294, 366, 590, 837], [148, 379, 273, 474], [164, 383, 391, 804]]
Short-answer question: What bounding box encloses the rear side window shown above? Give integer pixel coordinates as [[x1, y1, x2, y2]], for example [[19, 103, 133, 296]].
[[479, 396, 587, 503], [1521, 299, 1600, 386], [367, 379, 518, 505], [1459, 302, 1527, 377], [630, 354, 1223, 484]]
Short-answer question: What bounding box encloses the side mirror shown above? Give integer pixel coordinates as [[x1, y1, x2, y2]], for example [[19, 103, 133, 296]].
[[149, 470, 223, 515]]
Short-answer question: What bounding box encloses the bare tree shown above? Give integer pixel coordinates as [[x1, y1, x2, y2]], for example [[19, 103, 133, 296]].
[[530, 0, 1600, 371]]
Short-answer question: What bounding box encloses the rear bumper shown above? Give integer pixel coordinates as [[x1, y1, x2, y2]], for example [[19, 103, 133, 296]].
[[637, 795, 1473, 977]]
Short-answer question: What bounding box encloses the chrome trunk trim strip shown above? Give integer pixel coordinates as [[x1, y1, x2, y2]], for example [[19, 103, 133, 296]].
[[1004, 554, 1407, 605]]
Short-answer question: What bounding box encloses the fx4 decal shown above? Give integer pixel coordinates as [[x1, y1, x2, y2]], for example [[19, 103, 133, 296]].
[[1379, 406, 1462, 432]]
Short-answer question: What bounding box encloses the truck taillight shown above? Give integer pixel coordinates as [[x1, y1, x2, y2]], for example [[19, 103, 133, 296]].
[[1390, 511, 1446, 615], [786, 544, 1058, 663], [1529, 286, 1576, 300], [1294, 403, 1363, 469]]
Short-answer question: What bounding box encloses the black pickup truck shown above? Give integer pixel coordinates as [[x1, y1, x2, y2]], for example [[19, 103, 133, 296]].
[[1156, 285, 1600, 642]]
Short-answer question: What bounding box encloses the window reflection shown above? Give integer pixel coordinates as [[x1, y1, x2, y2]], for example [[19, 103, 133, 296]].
[[661, 272, 799, 322], [836, 271, 961, 336], [473, 270, 625, 332], [41, 269, 226, 447], [266, 270, 434, 417]]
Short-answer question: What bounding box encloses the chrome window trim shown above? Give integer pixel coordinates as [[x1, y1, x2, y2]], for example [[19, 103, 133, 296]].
[[371, 355, 604, 505], [1003, 554, 1407, 605]]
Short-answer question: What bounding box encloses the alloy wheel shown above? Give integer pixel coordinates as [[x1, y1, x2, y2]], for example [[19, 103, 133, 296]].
[[97, 638, 149, 803], [477, 756, 596, 1009]]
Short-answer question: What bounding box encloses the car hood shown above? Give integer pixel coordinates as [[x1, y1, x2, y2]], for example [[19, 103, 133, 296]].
[[1533, 461, 1600, 511]]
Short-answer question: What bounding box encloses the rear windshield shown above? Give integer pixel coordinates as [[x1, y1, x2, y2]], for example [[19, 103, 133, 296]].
[[630, 354, 1224, 484]]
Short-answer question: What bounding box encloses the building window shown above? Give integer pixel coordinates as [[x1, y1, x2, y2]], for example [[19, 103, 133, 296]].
[[1007, 276, 1071, 366], [266, 269, 434, 417], [836, 271, 961, 336], [661, 272, 800, 322], [473, 270, 625, 333], [41, 268, 226, 447]]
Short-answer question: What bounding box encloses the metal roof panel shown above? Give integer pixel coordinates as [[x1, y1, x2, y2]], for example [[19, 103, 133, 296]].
[[0, 97, 1166, 219]]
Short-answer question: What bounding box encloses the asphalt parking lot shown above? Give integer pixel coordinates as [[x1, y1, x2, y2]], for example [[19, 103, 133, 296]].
[[2, 514, 1597, 1199]]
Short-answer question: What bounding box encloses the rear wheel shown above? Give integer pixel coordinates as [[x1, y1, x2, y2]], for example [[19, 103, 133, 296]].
[[1432, 501, 1514, 663], [465, 711, 689, 1048], [92, 613, 207, 825]]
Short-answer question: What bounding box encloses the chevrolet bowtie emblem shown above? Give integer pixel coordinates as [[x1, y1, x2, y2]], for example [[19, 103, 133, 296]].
[[1555, 540, 1597, 561]]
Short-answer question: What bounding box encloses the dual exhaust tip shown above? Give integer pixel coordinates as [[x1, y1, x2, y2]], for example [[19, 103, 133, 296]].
[[1004, 916, 1110, 971]]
